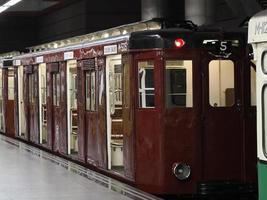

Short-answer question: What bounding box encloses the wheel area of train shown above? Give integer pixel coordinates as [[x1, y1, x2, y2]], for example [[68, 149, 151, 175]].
[[0, 134, 160, 200]]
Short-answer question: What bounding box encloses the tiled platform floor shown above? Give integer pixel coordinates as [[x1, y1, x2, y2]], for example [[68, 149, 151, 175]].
[[0, 135, 160, 200]]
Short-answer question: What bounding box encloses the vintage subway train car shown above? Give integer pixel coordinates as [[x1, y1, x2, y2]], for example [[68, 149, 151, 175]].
[[249, 10, 267, 200], [0, 20, 257, 197]]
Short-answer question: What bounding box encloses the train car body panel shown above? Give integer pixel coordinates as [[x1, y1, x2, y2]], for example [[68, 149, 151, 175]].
[[3, 67, 15, 137], [6, 20, 257, 197], [249, 10, 267, 200]]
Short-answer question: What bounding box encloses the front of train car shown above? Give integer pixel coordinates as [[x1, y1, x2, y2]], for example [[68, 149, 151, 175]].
[[248, 10, 267, 200], [129, 24, 257, 198]]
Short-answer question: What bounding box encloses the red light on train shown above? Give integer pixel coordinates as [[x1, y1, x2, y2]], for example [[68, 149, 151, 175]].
[[174, 38, 185, 48]]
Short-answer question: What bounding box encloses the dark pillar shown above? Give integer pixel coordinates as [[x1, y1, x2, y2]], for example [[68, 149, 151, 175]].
[[141, 0, 169, 20], [185, 0, 215, 25]]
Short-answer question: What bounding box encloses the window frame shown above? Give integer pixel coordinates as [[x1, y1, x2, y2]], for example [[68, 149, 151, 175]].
[[261, 51, 267, 74], [261, 84, 267, 158], [137, 60, 156, 109], [250, 62, 256, 107], [85, 69, 97, 112], [7, 69, 15, 101], [164, 59, 193, 108], [52, 72, 60, 107]]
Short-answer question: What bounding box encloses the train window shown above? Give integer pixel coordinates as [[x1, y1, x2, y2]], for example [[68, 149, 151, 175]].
[[29, 74, 35, 104], [165, 60, 193, 108], [53, 73, 60, 106], [138, 61, 155, 108], [251, 65, 256, 106], [262, 85, 267, 157], [41, 74, 46, 105], [85, 70, 97, 111], [8, 69, 14, 100], [209, 60, 235, 107], [114, 64, 122, 104], [262, 52, 267, 74]]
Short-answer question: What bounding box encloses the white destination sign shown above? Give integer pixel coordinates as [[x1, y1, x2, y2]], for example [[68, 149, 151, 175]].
[[64, 51, 74, 60], [13, 60, 21, 66], [36, 56, 44, 63], [104, 45, 117, 55]]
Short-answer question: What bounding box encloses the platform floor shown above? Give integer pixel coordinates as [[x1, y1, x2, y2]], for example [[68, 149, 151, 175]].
[[0, 135, 160, 200]]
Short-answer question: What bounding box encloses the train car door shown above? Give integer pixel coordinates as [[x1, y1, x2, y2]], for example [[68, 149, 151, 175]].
[[133, 51, 164, 185], [0, 68, 5, 133], [26, 65, 40, 144], [15, 65, 27, 140], [78, 58, 107, 167], [201, 48, 244, 180], [122, 54, 135, 179], [47, 62, 68, 153], [5, 68, 15, 137]]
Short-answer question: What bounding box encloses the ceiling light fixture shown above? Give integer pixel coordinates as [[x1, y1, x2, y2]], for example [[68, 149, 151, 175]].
[[0, 0, 22, 13]]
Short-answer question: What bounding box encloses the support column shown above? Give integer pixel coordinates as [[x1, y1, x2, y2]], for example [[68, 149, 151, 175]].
[[185, 0, 215, 26]]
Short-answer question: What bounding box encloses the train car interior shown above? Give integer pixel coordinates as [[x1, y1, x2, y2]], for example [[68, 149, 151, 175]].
[[39, 63, 48, 145], [208, 60, 235, 107], [17, 65, 27, 138], [67, 60, 78, 155], [0, 69, 5, 133], [165, 60, 193, 108], [106, 54, 124, 173]]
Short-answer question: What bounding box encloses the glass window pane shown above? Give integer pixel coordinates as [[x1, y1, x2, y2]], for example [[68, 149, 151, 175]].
[[165, 60, 193, 108], [263, 85, 267, 156], [251, 65, 256, 106], [8, 69, 14, 100], [53, 74, 56, 106], [85, 72, 90, 111], [262, 52, 267, 73], [69, 68, 77, 109], [209, 60, 235, 107], [56, 73, 60, 106], [138, 61, 155, 108], [90, 71, 96, 111]]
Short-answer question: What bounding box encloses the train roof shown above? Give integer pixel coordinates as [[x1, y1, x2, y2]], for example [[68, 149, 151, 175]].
[[248, 9, 267, 44], [130, 27, 246, 50]]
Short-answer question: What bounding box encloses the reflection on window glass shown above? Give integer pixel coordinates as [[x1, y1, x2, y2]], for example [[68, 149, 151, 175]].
[[165, 60, 193, 108], [90, 71, 96, 111], [262, 52, 267, 73], [85, 70, 97, 111], [209, 60, 235, 107], [29, 74, 35, 104], [114, 64, 122, 104], [41, 74, 46, 104], [251, 65, 256, 106], [263, 86, 267, 156], [69, 68, 77, 109], [138, 61, 155, 108], [53, 73, 60, 106], [8, 69, 14, 100]]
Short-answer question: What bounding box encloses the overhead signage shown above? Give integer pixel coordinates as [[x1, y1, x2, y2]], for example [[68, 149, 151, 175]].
[[104, 45, 118, 55]]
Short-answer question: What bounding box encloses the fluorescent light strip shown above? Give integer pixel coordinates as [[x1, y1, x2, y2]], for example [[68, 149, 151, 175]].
[[0, 0, 22, 13]]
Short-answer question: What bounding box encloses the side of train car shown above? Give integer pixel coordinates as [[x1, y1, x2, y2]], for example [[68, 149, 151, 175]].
[[0, 20, 257, 197], [249, 10, 267, 200]]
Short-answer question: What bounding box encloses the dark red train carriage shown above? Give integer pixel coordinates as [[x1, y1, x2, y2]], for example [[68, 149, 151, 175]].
[[1, 21, 257, 197]]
